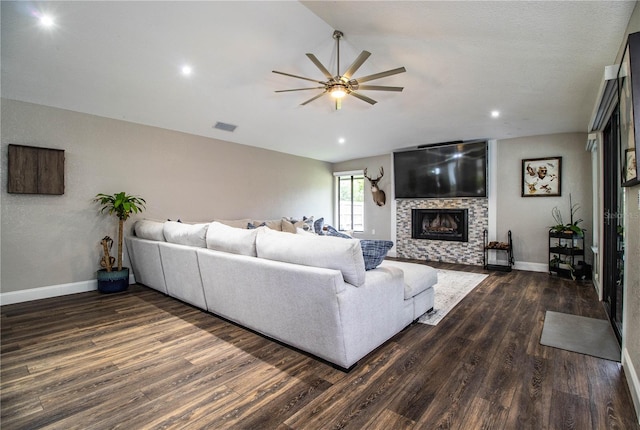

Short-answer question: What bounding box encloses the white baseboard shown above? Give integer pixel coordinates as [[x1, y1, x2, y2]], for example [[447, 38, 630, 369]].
[[0, 274, 136, 306], [622, 347, 640, 424], [513, 261, 548, 272]]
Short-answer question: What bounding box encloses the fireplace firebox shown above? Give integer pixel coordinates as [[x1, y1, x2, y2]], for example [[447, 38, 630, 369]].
[[411, 209, 469, 242]]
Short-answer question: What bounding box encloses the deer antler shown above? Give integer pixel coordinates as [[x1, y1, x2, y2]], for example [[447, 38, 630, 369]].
[[364, 167, 384, 182]]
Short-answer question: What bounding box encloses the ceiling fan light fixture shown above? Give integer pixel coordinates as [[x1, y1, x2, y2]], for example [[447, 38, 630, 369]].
[[273, 30, 406, 108], [330, 86, 347, 99]]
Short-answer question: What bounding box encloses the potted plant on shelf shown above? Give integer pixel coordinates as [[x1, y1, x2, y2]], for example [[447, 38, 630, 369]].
[[549, 194, 585, 237], [94, 191, 145, 293]]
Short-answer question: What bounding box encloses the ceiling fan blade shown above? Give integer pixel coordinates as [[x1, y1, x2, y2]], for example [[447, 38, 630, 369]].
[[354, 67, 406, 84], [305, 54, 334, 80], [301, 91, 328, 106], [272, 70, 325, 84], [275, 87, 326, 93], [342, 51, 371, 80], [349, 91, 377, 105], [356, 85, 404, 92]]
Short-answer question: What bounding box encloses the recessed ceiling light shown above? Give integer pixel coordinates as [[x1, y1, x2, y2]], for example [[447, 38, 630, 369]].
[[181, 65, 192, 76], [39, 14, 55, 27], [491, 110, 500, 118], [338, 138, 346, 144]]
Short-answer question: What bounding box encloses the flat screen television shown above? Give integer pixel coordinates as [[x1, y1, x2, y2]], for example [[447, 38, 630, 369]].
[[393, 141, 487, 198]]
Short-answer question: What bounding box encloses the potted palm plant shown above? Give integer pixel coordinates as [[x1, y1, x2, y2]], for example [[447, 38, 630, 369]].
[[94, 192, 145, 293]]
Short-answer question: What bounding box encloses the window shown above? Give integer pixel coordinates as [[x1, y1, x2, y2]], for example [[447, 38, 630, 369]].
[[335, 172, 364, 232]]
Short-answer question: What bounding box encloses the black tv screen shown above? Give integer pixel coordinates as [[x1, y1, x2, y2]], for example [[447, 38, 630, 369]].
[[394, 141, 487, 198]]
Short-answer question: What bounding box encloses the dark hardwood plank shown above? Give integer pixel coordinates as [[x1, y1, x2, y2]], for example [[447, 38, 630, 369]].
[[1, 263, 638, 430], [549, 388, 594, 430]]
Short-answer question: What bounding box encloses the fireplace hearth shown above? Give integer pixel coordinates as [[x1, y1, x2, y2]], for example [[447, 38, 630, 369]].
[[412, 208, 469, 242]]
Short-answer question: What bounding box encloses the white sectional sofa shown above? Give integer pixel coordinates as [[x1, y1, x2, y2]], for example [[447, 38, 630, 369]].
[[125, 219, 437, 370]]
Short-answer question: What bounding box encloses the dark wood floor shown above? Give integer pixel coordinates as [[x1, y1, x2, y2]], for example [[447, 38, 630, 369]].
[[2, 261, 638, 429]]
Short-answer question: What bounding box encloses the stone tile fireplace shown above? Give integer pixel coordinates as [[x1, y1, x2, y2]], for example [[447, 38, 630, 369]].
[[396, 198, 488, 265]]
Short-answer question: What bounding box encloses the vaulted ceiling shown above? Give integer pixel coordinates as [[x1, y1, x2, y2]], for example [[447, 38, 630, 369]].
[[1, 1, 635, 163]]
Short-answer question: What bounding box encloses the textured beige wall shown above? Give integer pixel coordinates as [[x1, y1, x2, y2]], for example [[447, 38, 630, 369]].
[[495, 133, 592, 265], [332, 153, 392, 240], [624, 183, 640, 406], [1, 99, 333, 293]]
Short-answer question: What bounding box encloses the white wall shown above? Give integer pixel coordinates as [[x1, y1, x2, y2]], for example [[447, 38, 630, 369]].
[[1, 99, 333, 294], [495, 132, 592, 271], [332, 153, 393, 240]]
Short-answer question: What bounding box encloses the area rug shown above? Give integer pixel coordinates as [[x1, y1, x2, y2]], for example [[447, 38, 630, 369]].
[[540, 311, 620, 362], [418, 269, 488, 326]]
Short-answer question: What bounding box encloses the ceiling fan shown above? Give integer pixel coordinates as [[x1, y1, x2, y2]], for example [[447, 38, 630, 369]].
[[272, 30, 406, 109]]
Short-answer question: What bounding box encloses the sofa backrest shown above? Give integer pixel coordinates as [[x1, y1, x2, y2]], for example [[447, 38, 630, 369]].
[[255, 228, 366, 287], [163, 221, 208, 248], [134, 219, 166, 241], [206, 221, 260, 257]]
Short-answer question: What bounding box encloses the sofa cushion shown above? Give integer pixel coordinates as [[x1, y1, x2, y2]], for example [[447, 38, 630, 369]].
[[134, 219, 166, 241], [163, 221, 208, 248], [379, 260, 438, 299], [256, 228, 366, 287], [206, 221, 259, 257], [360, 240, 394, 270]]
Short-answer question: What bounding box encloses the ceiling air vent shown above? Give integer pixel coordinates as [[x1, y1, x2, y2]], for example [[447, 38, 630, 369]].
[[213, 121, 238, 132]]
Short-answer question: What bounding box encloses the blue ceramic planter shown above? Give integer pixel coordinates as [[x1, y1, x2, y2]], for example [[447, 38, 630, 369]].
[[97, 267, 129, 293]]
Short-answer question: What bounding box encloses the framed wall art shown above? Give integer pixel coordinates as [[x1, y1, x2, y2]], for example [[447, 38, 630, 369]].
[[522, 156, 561, 197], [625, 148, 637, 182], [618, 32, 640, 187], [7, 144, 65, 195]]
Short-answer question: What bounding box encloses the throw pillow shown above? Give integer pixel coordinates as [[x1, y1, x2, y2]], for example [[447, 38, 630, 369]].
[[281, 217, 314, 233], [281, 218, 297, 233], [301, 216, 315, 232], [252, 219, 283, 231], [313, 217, 325, 235], [247, 222, 266, 229], [360, 240, 394, 270], [325, 225, 352, 239]]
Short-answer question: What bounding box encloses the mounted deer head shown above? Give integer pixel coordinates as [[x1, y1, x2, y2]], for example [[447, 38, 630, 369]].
[[364, 167, 386, 207]]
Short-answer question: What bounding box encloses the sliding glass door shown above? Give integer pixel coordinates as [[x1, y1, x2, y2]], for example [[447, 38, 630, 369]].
[[602, 106, 624, 343]]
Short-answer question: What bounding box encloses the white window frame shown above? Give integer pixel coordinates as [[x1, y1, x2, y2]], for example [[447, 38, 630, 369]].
[[334, 170, 365, 232]]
